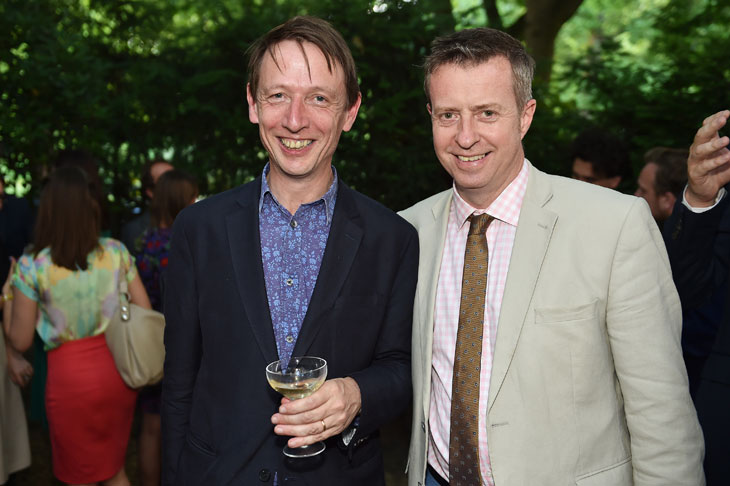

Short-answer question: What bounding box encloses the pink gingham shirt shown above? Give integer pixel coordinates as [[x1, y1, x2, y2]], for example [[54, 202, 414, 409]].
[[428, 160, 529, 485]]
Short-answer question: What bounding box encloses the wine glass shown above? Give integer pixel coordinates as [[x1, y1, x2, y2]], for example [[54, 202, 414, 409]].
[[266, 356, 328, 458]]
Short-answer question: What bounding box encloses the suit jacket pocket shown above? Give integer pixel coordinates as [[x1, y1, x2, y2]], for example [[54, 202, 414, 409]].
[[342, 439, 386, 485], [534, 299, 599, 324], [176, 431, 219, 484], [575, 457, 632, 485], [186, 430, 217, 457]]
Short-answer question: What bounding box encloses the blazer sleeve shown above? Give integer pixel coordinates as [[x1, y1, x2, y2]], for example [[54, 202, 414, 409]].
[[161, 212, 202, 485], [662, 193, 730, 310], [347, 223, 419, 441], [606, 198, 705, 484]]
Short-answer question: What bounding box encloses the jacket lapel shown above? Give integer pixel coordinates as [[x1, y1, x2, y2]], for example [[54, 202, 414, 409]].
[[226, 179, 279, 364], [488, 165, 557, 411], [292, 184, 363, 357], [416, 192, 451, 415]]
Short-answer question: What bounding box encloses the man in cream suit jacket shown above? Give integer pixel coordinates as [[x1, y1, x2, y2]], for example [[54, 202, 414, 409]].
[[401, 28, 704, 486]]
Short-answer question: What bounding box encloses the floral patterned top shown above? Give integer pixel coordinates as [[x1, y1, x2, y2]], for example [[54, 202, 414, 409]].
[[135, 227, 172, 312], [13, 238, 137, 350]]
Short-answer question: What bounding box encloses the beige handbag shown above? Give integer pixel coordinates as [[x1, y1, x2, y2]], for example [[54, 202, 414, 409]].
[[105, 275, 165, 388]]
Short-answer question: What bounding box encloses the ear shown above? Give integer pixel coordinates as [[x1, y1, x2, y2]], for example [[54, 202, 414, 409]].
[[427, 103, 433, 116], [659, 192, 677, 217], [246, 83, 259, 124], [605, 176, 622, 189], [342, 92, 362, 132], [520, 99, 537, 139]]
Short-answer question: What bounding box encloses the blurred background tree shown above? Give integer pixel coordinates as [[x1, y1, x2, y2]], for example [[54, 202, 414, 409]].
[[1, 0, 728, 234]]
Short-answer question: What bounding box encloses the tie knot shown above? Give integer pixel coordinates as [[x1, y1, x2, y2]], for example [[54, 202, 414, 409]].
[[468, 213, 493, 236]]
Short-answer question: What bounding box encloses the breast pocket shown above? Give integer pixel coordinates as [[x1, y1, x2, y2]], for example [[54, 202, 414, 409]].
[[530, 299, 606, 358], [534, 299, 599, 324]]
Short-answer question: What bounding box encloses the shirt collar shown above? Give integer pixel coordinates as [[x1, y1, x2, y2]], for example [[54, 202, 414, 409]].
[[451, 158, 529, 229], [258, 163, 338, 224]]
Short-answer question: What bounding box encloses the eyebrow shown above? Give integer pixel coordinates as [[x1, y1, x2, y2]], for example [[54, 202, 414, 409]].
[[431, 102, 504, 113], [261, 84, 339, 96]]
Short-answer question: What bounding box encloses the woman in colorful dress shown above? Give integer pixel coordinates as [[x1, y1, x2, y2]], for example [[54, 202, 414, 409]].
[[5, 166, 151, 486], [135, 169, 197, 486]]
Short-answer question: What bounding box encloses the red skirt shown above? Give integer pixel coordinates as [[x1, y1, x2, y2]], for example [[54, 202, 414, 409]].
[[46, 334, 137, 484]]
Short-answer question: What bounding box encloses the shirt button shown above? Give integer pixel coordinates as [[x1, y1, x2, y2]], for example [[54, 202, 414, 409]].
[[286, 335, 294, 343], [285, 278, 293, 286], [290, 220, 298, 228]]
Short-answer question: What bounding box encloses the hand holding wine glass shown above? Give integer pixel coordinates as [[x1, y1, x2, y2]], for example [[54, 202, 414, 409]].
[[266, 356, 328, 458], [269, 371, 363, 453]]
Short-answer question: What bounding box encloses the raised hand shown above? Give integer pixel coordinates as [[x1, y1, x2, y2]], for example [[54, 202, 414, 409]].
[[686, 110, 730, 207]]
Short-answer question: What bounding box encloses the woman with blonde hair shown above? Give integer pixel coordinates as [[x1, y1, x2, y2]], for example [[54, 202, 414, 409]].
[[5, 165, 151, 486]]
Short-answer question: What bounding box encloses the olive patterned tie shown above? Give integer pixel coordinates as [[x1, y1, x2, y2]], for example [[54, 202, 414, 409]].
[[449, 213, 493, 486]]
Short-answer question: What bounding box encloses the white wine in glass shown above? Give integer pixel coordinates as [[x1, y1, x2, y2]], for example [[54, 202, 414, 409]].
[[266, 356, 328, 458]]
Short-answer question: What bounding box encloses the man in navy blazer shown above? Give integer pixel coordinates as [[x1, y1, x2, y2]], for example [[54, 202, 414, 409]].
[[663, 109, 730, 485], [161, 16, 418, 485]]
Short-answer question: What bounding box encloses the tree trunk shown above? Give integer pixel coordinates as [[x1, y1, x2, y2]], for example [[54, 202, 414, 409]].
[[482, 0, 504, 30], [521, 0, 584, 84]]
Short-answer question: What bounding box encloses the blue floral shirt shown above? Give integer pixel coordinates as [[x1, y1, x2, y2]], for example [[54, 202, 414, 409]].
[[259, 164, 337, 366]]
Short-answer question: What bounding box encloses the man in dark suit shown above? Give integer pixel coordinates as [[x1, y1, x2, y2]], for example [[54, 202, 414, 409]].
[[663, 109, 730, 485], [161, 16, 418, 486]]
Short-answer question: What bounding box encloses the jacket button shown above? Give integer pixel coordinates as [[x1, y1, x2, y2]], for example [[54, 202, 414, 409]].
[[258, 469, 271, 482], [421, 421, 426, 432]]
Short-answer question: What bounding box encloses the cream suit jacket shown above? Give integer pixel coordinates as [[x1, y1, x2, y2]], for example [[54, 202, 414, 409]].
[[400, 162, 705, 486]]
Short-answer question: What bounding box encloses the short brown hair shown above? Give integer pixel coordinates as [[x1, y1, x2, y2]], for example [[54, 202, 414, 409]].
[[34, 166, 101, 271], [150, 169, 199, 229], [644, 147, 688, 198], [246, 16, 360, 109], [571, 128, 631, 180], [423, 28, 535, 109], [141, 159, 173, 200]]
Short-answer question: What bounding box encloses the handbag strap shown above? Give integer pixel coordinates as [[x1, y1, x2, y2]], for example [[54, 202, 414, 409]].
[[118, 269, 132, 322]]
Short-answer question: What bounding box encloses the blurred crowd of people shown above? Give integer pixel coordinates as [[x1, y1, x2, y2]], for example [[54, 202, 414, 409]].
[[1, 154, 197, 486]]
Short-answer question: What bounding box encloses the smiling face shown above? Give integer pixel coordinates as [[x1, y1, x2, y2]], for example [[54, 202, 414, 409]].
[[428, 56, 535, 209], [247, 40, 361, 192]]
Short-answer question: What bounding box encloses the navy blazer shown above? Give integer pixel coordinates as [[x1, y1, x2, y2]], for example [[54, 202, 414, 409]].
[[161, 176, 418, 485], [663, 190, 730, 484]]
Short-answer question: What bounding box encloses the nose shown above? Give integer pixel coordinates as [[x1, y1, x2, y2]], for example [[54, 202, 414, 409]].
[[455, 116, 478, 149], [283, 97, 309, 132]]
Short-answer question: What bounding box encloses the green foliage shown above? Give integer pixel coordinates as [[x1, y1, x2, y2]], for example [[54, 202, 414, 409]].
[[1, 0, 728, 232], [1, 0, 453, 230], [540, 0, 730, 179]]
